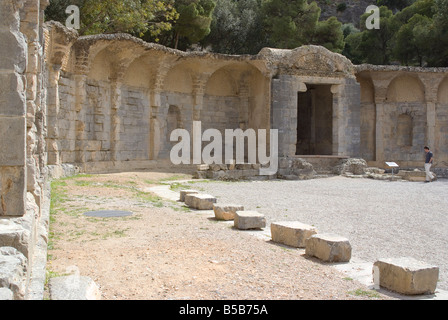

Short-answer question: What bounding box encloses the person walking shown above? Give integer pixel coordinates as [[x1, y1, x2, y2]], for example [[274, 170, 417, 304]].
[[424, 146, 435, 183]]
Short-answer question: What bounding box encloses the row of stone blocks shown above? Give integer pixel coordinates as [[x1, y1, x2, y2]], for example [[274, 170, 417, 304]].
[[179, 189, 439, 296], [180, 189, 267, 230]]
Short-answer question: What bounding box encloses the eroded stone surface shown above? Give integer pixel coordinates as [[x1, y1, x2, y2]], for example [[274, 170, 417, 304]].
[[271, 221, 317, 248], [373, 257, 439, 295], [305, 233, 352, 262], [234, 211, 266, 230], [213, 204, 244, 221]]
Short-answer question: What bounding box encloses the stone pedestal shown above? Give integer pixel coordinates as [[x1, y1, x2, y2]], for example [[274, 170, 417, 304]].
[[305, 233, 351, 262], [213, 204, 244, 221], [184, 193, 217, 210], [234, 211, 266, 230], [373, 257, 439, 295], [179, 189, 198, 202], [271, 221, 317, 248]]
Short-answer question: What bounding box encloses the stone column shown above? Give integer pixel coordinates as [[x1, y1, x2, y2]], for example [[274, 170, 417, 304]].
[[46, 66, 62, 165], [74, 73, 88, 164], [331, 84, 342, 156], [0, 0, 28, 216], [110, 80, 123, 161], [419, 74, 445, 152], [192, 73, 210, 121]]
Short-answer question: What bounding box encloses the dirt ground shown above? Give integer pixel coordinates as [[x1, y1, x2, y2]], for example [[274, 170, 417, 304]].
[[45, 171, 391, 300]]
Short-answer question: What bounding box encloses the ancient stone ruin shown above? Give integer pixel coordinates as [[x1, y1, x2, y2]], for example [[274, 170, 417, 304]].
[[1, 0, 448, 299]]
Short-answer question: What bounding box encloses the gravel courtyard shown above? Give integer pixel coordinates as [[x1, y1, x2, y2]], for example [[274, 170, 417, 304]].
[[191, 176, 448, 291]]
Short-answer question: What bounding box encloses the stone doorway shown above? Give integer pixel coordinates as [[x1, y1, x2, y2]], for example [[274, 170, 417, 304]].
[[296, 84, 333, 155]]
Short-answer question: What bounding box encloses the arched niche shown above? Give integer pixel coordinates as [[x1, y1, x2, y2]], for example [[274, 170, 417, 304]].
[[167, 105, 182, 131], [386, 75, 425, 103], [205, 68, 237, 96], [88, 47, 113, 82], [123, 57, 153, 89], [163, 64, 193, 94], [356, 75, 375, 103], [438, 76, 448, 104]]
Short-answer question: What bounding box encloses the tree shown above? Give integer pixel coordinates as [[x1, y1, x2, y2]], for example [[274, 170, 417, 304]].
[[173, 0, 216, 49], [344, 6, 398, 64], [376, 0, 417, 11], [202, 0, 267, 54], [311, 16, 345, 53], [45, 0, 178, 40], [393, 14, 434, 66], [261, 0, 344, 52], [430, 0, 448, 66]]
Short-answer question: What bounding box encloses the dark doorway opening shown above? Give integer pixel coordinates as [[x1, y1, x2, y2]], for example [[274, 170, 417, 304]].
[[296, 84, 333, 155]]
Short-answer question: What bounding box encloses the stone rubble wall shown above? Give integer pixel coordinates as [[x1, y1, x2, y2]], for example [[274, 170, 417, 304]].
[[0, 0, 50, 300]]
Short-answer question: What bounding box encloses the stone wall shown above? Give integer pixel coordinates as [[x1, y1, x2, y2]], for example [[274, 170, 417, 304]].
[[356, 65, 448, 169], [1, 0, 49, 300]]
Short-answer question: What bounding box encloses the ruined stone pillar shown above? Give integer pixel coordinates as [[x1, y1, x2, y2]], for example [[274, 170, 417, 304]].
[[74, 73, 88, 163], [331, 84, 342, 156], [109, 66, 126, 162], [0, 0, 28, 216], [419, 74, 445, 152], [46, 66, 62, 165], [192, 74, 210, 121]]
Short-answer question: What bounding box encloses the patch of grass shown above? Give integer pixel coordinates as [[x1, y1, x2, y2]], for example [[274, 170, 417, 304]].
[[169, 182, 194, 192], [348, 288, 381, 299], [102, 228, 129, 239], [136, 190, 165, 207]]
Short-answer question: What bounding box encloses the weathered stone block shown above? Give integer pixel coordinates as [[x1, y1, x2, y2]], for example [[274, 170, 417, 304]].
[[271, 221, 317, 248], [197, 164, 209, 171], [0, 73, 27, 117], [179, 189, 198, 202], [0, 117, 26, 166], [185, 193, 217, 210], [0, 166, 26, 216], [0, 219, 31, 257], [234, 211, 266, 230], [49, 275, 102, 300], [0, 246, 27, 300], [373, 257, 439, 295], [305, 233, 352, 262], [0, 287, 13, 300], [213, 204, 244, 221]]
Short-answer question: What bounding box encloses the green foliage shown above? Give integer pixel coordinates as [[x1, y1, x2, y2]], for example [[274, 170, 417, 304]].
[[261, 0, 321, 49], [173, 0, 216, 49], [202, 0, 267, 54], [376, 0, 417, 11], [344, 0, 448, 66], [312, 16, 345, 53], [45, 0, 178, 40]]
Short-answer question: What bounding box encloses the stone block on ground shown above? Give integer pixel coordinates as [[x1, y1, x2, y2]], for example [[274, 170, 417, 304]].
[[213, 204, 244, 221], [373, 257, 439, 295], [305, 233, 351, 262], [0, 287, 13, 300], [49, 275, 102, 300], [0, 246, 27, 300], [179, 189, 198, 202], [234, 211, 266, 230], [185, 193, 217, 210], [271, 221, 317, 248]]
